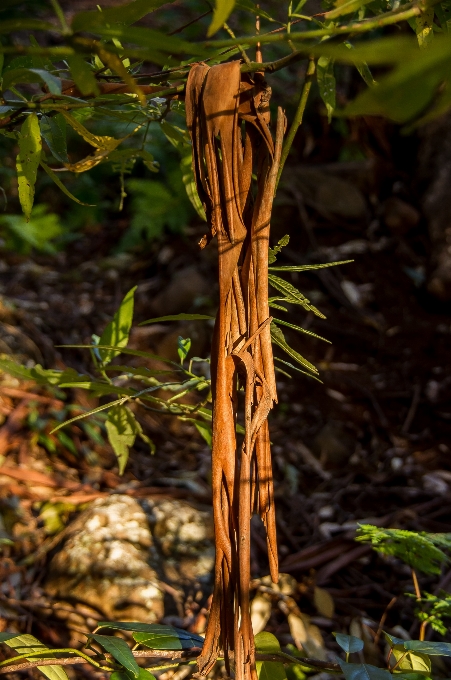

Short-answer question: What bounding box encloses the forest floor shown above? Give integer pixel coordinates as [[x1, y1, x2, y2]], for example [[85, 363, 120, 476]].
[[0, 139, 451, 676]]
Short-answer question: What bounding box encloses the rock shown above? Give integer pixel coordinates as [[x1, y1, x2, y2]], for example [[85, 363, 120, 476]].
[[288, 168, 368, 221], [151, 266, 208, 316], [382, 197, 420, 234], [44, 495, 215, 625], [144, 498, 215, 585], [45, 495, 164, 623]]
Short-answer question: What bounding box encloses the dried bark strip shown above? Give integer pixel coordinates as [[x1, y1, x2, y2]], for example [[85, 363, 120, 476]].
[[186, 61, 285, 680]]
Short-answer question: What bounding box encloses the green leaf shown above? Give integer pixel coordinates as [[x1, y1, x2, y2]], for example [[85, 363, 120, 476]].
[[338, 662, 391, 680], [0, 204, 63, 254], [255, 632, 287, 680], [50, 399, 127, 434], [235, 0, 277, 22], [97, 623, 202, 642], [2, 67, 61, 94], [268, 274, 325, 318], [180, 151, 206, 221], [0, 633, 21, 643], [415, 8, 435, 49], [177, 336, 191, 364], [111, 670, 156, 680], [272, 318, 330, 343], [40, 162, 95, 206], [85, 26, 205, 58], [193, 420, 212, 447], [333, 633, 364, 654], [89, 634, 139, 678], [4, 634, 70, 680], [325, 0, 374, 20], [40, 113, 68, 164], [317, 56, 336, 123], [72, 0, 175, 32], [132, 625, 204, 650], [208, 0, 236, 37], [105, 404, 142, 475], [269, 259, 353, 271], [392, 645, 431, 673], [98, 286, 136, 365], [404, 641, 451, 656], [66, 54, 99, 96], [139, 313, 214, 326], [16, 113, 41, 221], [356, 525, 451, 575], [268, 235, 289, 264], [342, 36, 451, 124], [271, 323, 318, 375]]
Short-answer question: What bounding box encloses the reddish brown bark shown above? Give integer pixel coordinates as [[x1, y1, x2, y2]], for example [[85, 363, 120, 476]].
[[186, 61, 285, 680]]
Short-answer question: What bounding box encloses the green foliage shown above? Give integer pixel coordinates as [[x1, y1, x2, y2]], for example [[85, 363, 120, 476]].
[[16, 113, 41, 220], [255, 632, 288, 680], [413, 591, 451, 635], [89, 635, 139, 677], [356, 524, 451, 575], [105, 404, 153, 475], [98, 286, 137, 366], [334, 633, 364, 654], [0, 204, 63, 253]]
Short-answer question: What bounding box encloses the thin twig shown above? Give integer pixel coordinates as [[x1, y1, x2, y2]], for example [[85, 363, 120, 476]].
[[276, 56, 315, 189], [401, 383, 421, 433]]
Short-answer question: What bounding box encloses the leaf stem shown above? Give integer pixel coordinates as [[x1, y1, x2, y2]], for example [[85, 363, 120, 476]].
[[412, 568, 422, 600], [276, 56, 315, 189], [49, 0, 71, 35]]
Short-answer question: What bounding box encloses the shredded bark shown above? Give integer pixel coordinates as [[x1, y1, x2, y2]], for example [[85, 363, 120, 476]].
[[186, 61, 286, 680]]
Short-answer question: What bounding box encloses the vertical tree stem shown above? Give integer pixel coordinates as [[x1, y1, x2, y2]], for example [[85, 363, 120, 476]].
[[275, 56, 315, 190], [412, 568, 422, 599]]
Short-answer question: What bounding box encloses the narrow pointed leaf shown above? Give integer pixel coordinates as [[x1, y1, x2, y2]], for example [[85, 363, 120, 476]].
[[139, 313, 214, 325], [98, 287, 136, 365], [16, 113, 41, 220], [89, 635, 139, 677]]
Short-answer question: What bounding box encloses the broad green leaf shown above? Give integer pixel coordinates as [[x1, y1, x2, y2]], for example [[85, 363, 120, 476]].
[[325, 0, 374, 20], [0, 633, 20, 642], [269, 259, 353, 272], [193, 419, 212, 446], [271, 323, 318, 375], [72, 0, 176, 32], [177, 336, 191, 364], [97, 47, 145, 105], [139, 313, 214, 326], [16, 113, 41, 221], [97, 623, 203, 644], [111, 670, 156, 680], [98, 286, 136, 365], [333, 633, 364, 654], [0, 205, 62, 254], [86, 26, 205, 57], [255, 632, 287, 680], [268, 274, 325, 318], [66, 54, 99, 96], [2, 67, 61, 94], [40, 162, 94, 206], [208, 0, 236, 36], [392, 644, 431, 673], [342, 36, 451, 123], [105, 404, 150, 474], [4, 634, 69, 680], [404, 641, 451, 656], [415, 8, 435, 48], [132, 625, 204, 650], [272, 318, 330, 343], [317, 56, 336, 123], [89, 634, 139, 678], [40, 114, 68, 163], [180, 151, 206, 220], [338, 661, 392, 680]]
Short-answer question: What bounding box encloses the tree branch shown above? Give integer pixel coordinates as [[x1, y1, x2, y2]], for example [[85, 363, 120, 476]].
[[0, 649, 341, 675]]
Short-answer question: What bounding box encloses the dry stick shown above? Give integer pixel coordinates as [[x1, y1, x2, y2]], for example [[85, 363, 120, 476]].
[[374, 596, 398, 645], [275, 56, 316, 189]]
